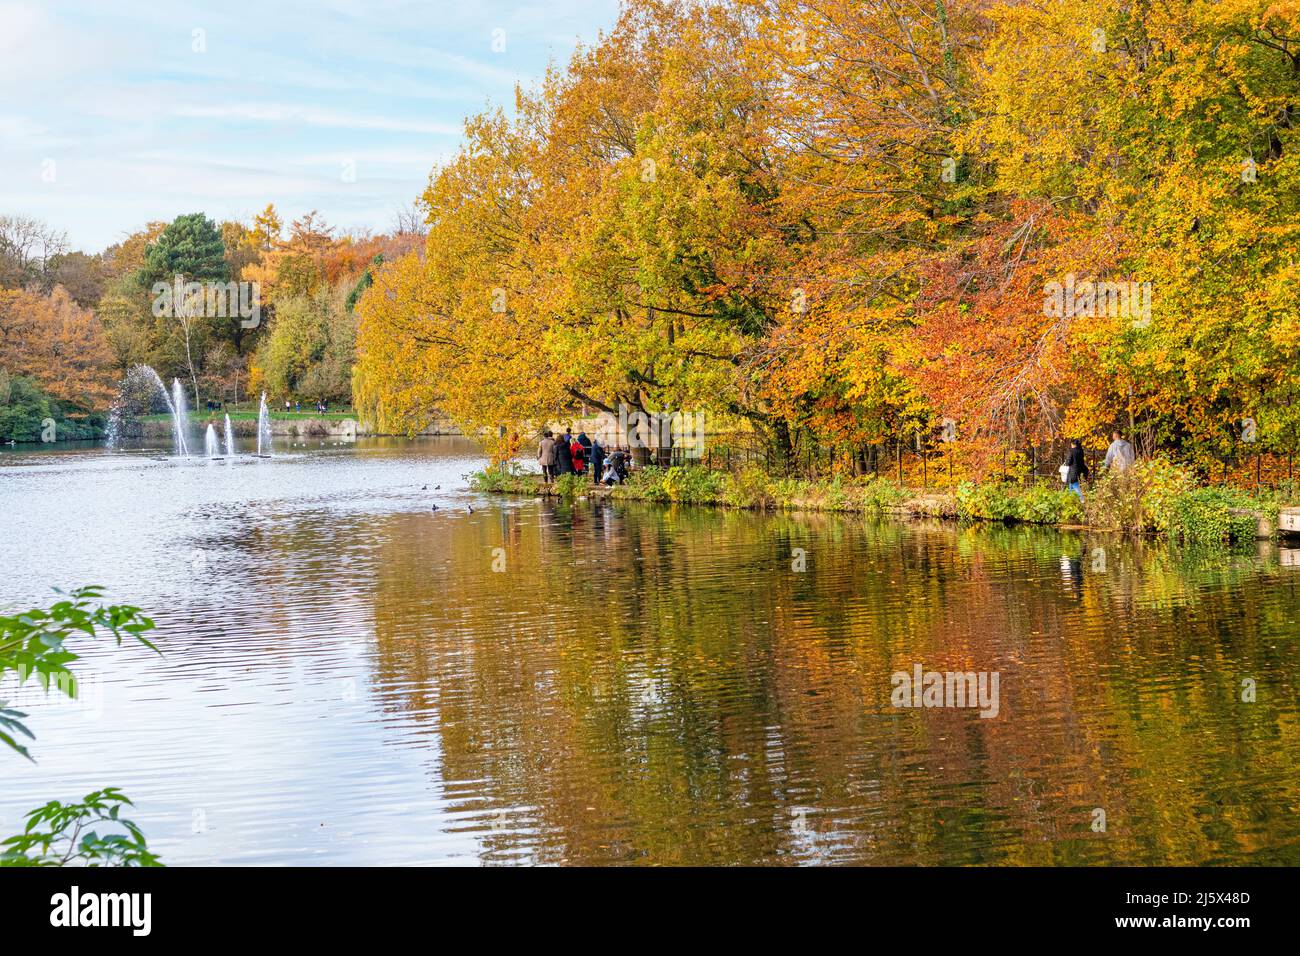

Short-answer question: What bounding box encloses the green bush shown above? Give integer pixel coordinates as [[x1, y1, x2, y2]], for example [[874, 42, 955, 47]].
[[956, 482, 1019, 521], [1130, 458, 1196, 533], [1166, 487, 1260, 544], [0, 373, 106, 443], [956, 480, 1082, 525], [770, 476, 803, 506], [1082, 458, 1262, 542], [612, 465, 668, 501], [856, 476, 908, 513], [469, 464, 534, 495], [660, 465, 726, 503], [552, 472, 587, 501], [3, 790, 160, 867], [1016, 481, 1084, 524], [721, 465, 775, 508]]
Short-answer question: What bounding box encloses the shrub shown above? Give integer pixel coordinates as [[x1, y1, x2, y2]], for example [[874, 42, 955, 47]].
[[955, 480, 1081, 525], [0, 373, 106, 443], [660, 465, 725, 503], [1016, 481, 1083, 524], [721, 465, 775, 508], [857, 476, 908, 513], [2, 790, 160, 867], [469, 464, 534, 495], [612, 465, 669, 502], [1083, 468, 1148, 530], [770, 476, 803, 506], [1166, 486, 1260, 544], [956, 482, 1019, 521], [823, 476, 849, 510], [1132, 457, 1196, 533], [552, 472, 587, 501]]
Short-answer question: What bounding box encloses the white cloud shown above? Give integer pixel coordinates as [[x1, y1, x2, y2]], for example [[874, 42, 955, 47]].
[[171, 103, 463, 136], [1, 0, 622, 250]]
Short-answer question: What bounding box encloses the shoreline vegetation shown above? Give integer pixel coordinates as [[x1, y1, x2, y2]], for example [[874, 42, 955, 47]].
[[472, 459, 1297, 546], [349, 0, 1300, 516]]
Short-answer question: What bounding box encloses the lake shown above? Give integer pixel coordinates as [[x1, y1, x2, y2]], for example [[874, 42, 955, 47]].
[[1, 437, 1297, 865]]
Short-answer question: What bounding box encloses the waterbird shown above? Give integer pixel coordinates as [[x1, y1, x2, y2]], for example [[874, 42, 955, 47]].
[[421, 484, 427, 490], [467, 504, 474, 514]]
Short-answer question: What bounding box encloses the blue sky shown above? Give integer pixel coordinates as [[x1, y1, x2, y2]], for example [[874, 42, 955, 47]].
[[0, 0, 622, 252]]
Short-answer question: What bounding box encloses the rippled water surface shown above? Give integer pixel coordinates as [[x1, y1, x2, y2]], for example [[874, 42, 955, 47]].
[[1, 438, 1298, 865]]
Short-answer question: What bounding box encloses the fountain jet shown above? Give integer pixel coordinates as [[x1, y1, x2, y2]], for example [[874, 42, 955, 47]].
[[256, 393, 273, 456], [204, 423, 220, 458], [170, 379, 190, 456], [105, 365, 186, 453], [224, 414, 236, 457]]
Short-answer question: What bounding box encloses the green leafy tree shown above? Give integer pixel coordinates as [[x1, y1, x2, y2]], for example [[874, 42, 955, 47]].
[[2, 789, 160, 867], [0, 587, 162, 867], [258, 283, 355, 403], [138, 213, 229, 288], [138, 214, 232, 406]]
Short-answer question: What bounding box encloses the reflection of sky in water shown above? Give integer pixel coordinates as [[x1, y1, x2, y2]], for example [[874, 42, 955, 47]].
[[2, 439, 488, 864], [2, 438, 1299, 866]]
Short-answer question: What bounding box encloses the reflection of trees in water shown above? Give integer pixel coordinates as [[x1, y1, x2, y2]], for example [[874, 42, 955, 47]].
[[365, 504, 1300, 865]]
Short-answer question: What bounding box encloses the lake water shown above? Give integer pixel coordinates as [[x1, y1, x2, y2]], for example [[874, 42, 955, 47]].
[[1, 437, 1298, 865]]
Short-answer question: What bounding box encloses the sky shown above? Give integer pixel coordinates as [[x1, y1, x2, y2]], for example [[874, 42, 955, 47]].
[[0, 0, 622, 252]]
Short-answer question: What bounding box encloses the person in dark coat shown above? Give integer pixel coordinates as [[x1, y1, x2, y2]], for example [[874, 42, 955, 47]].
[[589, 438, 606, 484], [1065, 439, 1089, 500], [608, 448, 629, 483], [554, 430, 575, 475]]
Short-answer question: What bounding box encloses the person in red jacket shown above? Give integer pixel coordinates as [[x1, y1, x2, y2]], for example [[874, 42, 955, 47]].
[[570, 435, 586, 474]]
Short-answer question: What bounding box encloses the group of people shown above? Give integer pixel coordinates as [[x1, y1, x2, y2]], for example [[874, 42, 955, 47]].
[[1062, 430, 1137, 499], [537, 429, 632, 485], [283, 399, 330, 415]]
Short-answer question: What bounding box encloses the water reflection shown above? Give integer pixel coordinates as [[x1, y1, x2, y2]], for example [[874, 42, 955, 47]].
[[367, 502, 1300, 865], [1, 441, 1297, 865]]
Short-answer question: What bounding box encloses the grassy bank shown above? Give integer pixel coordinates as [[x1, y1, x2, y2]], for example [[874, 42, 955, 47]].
[[472, 459, 1296, 545], [142, 404, 356, 422]]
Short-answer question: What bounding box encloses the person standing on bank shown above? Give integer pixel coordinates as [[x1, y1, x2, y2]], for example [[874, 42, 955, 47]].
[[1104, 430, 1136, 472], [589, 437, 606, 484], [537, 430, 557, 484], [554, 430, 575, 476], [1065, 438, 1089, 500], [569, 432, 586, 475]]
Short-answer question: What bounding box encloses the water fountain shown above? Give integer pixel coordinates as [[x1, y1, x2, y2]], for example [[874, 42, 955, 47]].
[[256, 392, 274, 457], [106, 365, 271, 463], [170, 379, 191, 456], [105, 365, 184, 452]]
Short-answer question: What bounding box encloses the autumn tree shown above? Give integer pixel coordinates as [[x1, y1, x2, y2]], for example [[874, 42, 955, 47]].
[[0, 285, 115, 410]]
